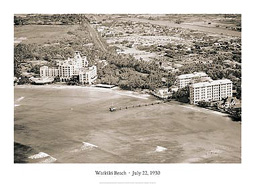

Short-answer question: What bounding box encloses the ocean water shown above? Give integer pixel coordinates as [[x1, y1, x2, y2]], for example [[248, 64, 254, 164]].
[[14, 85, 241, 163]]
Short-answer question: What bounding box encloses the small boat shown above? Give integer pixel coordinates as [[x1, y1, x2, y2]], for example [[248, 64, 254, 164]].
[[109, 107, 116, 112], [109, 102, 116, 112]]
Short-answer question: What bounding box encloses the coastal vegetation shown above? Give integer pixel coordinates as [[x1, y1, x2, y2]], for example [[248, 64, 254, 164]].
[[172, 86, 190, 103]]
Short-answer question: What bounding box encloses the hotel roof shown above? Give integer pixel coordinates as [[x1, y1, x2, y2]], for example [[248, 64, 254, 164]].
[[79, 66, 96, 73], [190, 79, 232, 88], [177, 72, 208, 79]]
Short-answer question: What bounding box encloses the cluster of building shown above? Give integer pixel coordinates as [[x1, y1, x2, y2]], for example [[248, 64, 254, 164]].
[[39, 51, 97, 84], [176, 72, 211, 89], [176, 72, 233, 105], [37, 51, 233, 106]]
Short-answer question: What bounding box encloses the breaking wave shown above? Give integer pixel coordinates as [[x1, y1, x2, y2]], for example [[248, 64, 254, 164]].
[[71, 142, 98, 153], [81, 142, 98, 150], [28, 152, 57, 163], [41, 156, 57, 163], [16, 97, 24, 102], [29, 152, 49, 159], [155, 146, 167, 152]]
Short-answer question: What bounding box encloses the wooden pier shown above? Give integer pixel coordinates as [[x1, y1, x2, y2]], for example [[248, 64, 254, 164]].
[[109, 100, 169, 112]]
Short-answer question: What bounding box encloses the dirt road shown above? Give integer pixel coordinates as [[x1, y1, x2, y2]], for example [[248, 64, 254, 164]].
[[83, 20, 108, 52]]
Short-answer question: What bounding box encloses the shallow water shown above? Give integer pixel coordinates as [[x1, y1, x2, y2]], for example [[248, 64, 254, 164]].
[[14, 86, 241, 163]]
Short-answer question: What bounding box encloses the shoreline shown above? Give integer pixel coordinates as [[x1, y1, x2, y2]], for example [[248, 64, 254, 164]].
[[180, 102, 228, 116], [14, 84, 241, 121], [14, 84, 151, 100], [170, 100, 240, 122]]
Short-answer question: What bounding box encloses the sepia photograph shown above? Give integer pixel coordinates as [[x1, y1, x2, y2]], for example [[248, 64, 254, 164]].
[[14, 13, 242, 164]]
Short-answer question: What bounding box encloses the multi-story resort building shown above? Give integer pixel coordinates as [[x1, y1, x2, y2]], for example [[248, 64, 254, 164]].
[[189, 79, 233, 105], [40, 51, 97, 84], [79, 66, 97, 85], [40, 66, 59, 78], [176, 72, 210, 89]]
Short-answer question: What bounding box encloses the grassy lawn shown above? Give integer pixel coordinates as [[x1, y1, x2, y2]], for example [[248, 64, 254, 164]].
[[14, 25, 80, 44]]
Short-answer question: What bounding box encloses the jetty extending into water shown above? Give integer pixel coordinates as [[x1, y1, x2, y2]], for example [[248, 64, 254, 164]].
[[109, 100, 169, 112]]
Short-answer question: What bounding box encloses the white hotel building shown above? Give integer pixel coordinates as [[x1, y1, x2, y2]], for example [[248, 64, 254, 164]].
[[40, 51, 97, 84], [189, 79, 233, 105], [40, 66, 59, 77], [79, 66, 97, 85], [176, 72, 209, 89]]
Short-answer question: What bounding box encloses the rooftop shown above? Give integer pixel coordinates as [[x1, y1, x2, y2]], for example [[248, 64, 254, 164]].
[[177, 72, 208, 79], [79, 66, 96, 73], [190, 79, 232, 88]]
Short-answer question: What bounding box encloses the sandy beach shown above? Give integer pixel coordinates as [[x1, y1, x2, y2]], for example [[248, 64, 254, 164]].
[[14, 84, 151, 99]]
